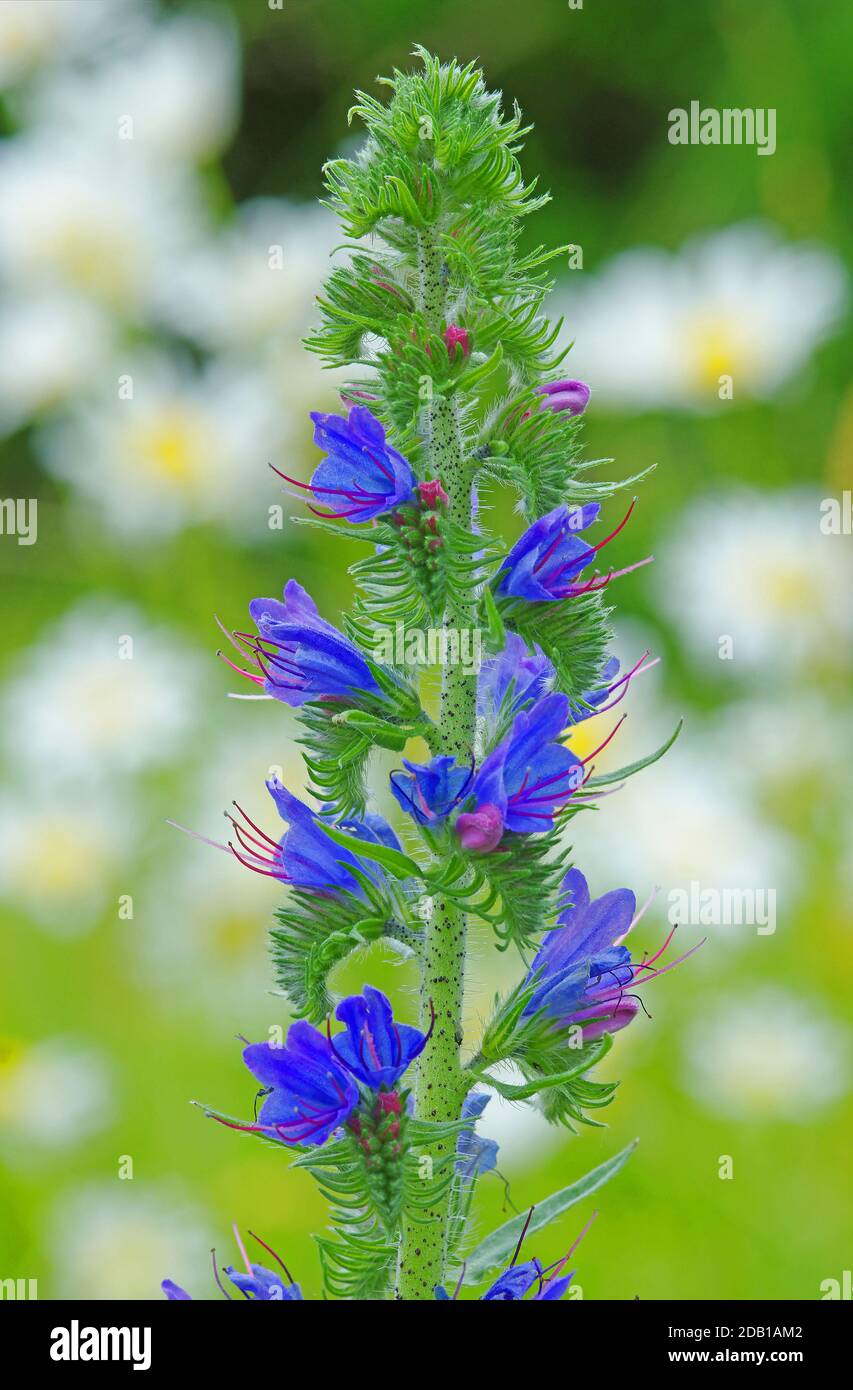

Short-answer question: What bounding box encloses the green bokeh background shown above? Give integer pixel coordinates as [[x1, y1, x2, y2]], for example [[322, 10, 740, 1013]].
[[1, 0, 851, 1300]]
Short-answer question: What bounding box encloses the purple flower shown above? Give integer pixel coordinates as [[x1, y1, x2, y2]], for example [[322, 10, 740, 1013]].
[[456, 693, 583, 848], [331, 986, 429, 1088], [456, 1091, 499, 1179], [535, 378, 590, 416], [523, 868, 637, 1039], [455, 804, 504, 854], [224, 579, 385, 707], [279, 405, 416, 523], [523, 868, 701, 1041], [226, 776, 401, 898], [496, 499, 640, 602], [389, 754, 473, 826], [478, 632, 554, 718], [241, 1022, 360, 1145]]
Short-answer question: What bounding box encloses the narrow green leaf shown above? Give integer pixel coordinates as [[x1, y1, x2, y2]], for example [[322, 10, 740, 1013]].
[[479, 585, 507, 656], [587, 719, 683, 789], [316, 819, 423, 881], [460, 1139, 639, 1283], [476, 1035, 612, 1099], [453, 340, 504, 394]]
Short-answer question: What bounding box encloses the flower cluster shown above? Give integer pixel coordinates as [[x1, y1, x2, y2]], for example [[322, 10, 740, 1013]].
[[166, 49, 697, 1304], [218, 987, 429, 1147]]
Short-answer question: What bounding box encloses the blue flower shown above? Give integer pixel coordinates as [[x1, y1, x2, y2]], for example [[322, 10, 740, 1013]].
[[496, 503, 600, 602], [389, 754, 473, 826], [332, 986, 429, 1088], [305, 405, 417, 522], [496, 499, 640, 602], [456, 1091, 499, 1179], [456, 693, 582, 851], [525, 869, 702, 1041], [533, 1273, 575, 1300], [230, 990, 431, 1149], [436, 1209, 593, 1300], [224, 579, 385, 706], [478, 633, 554, 718], [224, 1265, 303, 1301], [226, 777, 401, 899], [523, 868, 639, 1040], [241, 1021, 360, 1146], [482, 1260, 542, 1300], [163, 1233, 303, 1301], [162, 1279, 192, 1300], [482, 1257, 576, 1300]]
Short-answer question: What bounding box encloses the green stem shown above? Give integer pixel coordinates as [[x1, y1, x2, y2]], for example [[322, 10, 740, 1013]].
[[396, 231, 478, 1299]]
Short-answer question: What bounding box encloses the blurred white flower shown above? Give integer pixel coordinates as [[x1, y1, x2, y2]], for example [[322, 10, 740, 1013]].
[[140, 847, 282, 1022], [25, 11, 240, 163], [656, 489, 853, 674], [0, 786, 132, 935], [567, 740, 799, 924], [0, 292, 114, 434], [156, 198, 338, 350], [0, 0, 140, 90], [1, 599, 202, 782], [49, 1183, 211, 1300], [36, 352, 288, 539], [707, 691, 852, 808], [683, 990, 849, 1118], [476, 1073, 564, 1164], [0, 135, 204, 314], [0, 1037, 112, 1150], [555, 223, 846, 410]]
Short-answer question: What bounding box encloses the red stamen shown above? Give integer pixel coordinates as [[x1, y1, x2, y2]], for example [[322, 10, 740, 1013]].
[[588, 497, 637, 555], [228, 842, 285, 879], [217, 650, 264, 684], [247, 1230, 295, 1286], [580, 714, 626, 766], [232, 801, 280, 850]]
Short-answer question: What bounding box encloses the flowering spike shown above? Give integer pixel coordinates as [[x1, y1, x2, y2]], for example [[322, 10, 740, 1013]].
[[169, 48, 696, 1305]]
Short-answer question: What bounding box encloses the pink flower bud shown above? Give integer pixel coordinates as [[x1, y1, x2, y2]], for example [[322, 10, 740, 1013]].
[[456, 804, 504, 854], [418, 479, 449, 509], [444, 325, 471, 358]]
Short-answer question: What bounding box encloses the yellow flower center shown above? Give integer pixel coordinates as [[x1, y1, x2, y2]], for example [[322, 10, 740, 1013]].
[[127, 406, 215, 489], [51, 222, 135, 306], [683, 314, 754, 391], [17, 818, 105, 898]]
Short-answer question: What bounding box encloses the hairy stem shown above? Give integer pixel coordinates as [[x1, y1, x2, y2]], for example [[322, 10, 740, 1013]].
[[396, 230, 478, 1299]]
